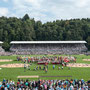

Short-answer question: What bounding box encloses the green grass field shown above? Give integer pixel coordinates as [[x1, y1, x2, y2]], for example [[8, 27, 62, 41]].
[[0, 55, 90, 82]]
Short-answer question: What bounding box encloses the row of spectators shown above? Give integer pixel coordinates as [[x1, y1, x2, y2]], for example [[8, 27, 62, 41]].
[[0, 46, 12, 56], [0, 52, 13, 56], [10, 43, 87, 55], [0, 79, 90, 90], [0, 43, 88, 55]]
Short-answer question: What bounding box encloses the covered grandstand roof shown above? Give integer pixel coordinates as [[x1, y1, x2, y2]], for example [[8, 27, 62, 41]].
[[10, 41, 87, 44], [0, 41, 3, 44]]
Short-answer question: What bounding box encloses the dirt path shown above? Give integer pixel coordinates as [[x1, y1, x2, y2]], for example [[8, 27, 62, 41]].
[[17, 76, 39, 78]]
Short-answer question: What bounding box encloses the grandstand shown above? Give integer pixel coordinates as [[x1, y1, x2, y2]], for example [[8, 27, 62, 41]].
[[10, 41, 87, 55], [0, 41, 4, 53]]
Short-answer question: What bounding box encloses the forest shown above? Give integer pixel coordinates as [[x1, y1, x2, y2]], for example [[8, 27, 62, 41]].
[[0, 14, 90, 51]]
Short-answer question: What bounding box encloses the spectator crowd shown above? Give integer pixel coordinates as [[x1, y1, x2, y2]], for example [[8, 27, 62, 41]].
[[0, 79, 90, 90], [10, 43, 87, 55]]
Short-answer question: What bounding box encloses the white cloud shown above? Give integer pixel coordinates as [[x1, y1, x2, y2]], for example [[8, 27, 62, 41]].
[[5, 0, 90, 22], [75, 0, 89, 7], [25, 0, 43, 8], [12, 0, 48, 21], [3, 0, 8, 2], [0, 7, 9, 16]]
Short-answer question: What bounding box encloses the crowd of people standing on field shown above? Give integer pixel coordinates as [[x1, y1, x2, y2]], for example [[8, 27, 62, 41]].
[[17, 56, 76, 64], [0, 78, 90, 90], [22, 56, 73, 72], [23, 61, 67, 73]]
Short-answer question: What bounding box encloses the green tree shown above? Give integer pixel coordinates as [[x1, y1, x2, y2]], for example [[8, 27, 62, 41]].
[[22, 14, 30, 21], [87, 36, 90, 50], [2, 42, 10, 51]]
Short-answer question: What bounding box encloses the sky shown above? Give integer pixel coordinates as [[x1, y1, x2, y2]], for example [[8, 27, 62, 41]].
[[0, 0, 90, 23]]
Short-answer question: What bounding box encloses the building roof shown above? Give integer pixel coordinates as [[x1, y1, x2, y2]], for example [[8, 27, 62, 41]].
[[10, 41, 87, 44], [0, 41, 3, 44]]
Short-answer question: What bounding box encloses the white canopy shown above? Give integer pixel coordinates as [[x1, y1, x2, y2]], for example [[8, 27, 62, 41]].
[[10, 41, 87, 44]]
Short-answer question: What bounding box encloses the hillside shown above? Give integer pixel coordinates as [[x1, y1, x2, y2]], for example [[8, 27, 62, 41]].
[[0, 14, 90, 51]]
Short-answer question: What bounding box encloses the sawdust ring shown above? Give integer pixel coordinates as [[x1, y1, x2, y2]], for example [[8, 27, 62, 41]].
[[0, 59, 12, 62], [67, 63, 90, 67], [0, 63, 28, 68]]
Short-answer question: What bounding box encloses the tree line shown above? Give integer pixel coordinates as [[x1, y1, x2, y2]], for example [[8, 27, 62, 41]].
[[0, 14, 90, 51]]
